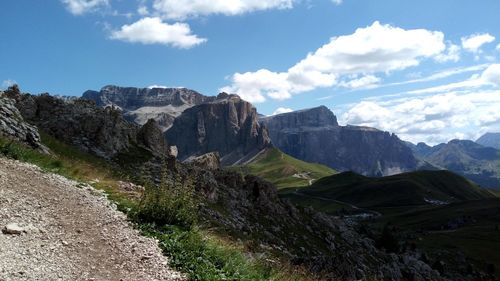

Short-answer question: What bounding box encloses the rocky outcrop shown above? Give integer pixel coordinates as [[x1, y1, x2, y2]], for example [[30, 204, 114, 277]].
[[260, 106, 419, 176], [83, 85, 215, 131], [0, 89, 48, 152], [184, 152, 221, 170], [476, 132, 500, 150], [9, 89, 172, 159], [166, 93, 271, 166], [137, 119, 169, 156]]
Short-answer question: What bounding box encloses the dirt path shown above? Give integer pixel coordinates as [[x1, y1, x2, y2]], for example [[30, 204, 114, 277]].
[[0, 157, 183, 281]]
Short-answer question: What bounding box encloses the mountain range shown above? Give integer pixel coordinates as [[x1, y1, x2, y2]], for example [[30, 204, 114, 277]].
[[407, 139, 500, 189], [82, 85, 500, 189], [2, 84, 500, 280]]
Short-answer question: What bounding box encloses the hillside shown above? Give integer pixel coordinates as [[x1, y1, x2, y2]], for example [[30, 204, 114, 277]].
[[378, 198, 500, 279], [236, 147, 336, 188], [282, 170, 494, 211], [477, 132, 500, 149], [409, 139, 500, 189]]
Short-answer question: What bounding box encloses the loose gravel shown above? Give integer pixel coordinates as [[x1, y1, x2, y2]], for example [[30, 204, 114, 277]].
[[0, 157, 184, 281]]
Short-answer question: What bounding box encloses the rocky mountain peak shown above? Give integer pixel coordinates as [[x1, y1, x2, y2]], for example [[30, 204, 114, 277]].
[[82, 85, 215, 131], [261, 105, 339, 129], [165, 93, 271, 166], [261, 107, 419, 176]]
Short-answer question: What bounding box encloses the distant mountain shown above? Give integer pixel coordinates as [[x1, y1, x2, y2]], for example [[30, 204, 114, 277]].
[[476, 132, 500, 149], [409, 139, 500, 189], [166, 93, 271, 166], [83, 85, 214, 131], [260, 106, 422, 176], [233, 147, 336, 189], [282, 170, 494, 210]]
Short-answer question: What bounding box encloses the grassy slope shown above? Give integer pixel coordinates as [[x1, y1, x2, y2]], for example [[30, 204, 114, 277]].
[[0, 135, 314, 281], [379, 199, 500, 278], [280, 170, 495, 215], [238, 147, 336, 189]]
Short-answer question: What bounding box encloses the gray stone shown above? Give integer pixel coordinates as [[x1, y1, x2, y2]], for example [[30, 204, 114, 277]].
[[2, 223, 25, 235]]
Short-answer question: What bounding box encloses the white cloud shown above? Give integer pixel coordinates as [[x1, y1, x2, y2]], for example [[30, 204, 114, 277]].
[[138, 6, 149, 16], [61, 0, 108, 15], [110, 17, 207, 48], [339, 75, 380, 89], [407, 63, 500, 95], [224, 21, 447, 103], [481, 63, 500, 86], [341, 65, 500, 144], [271, 107, 294, 115], [1, 79, 17, 89], [342, 91, 500, 144], [331, 0, 343, 5], [435, 43, 460, 63], [496, 44, 500, 51], [152, 0, 294, 20], [461, 33, 495, 53], [148, 85, 168, 89]]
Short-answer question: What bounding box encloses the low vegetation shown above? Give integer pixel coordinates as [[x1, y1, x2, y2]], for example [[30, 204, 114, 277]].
[[281, 170, 495, 214], [0, 135, 314, 281], [236, 148, 335, 189]]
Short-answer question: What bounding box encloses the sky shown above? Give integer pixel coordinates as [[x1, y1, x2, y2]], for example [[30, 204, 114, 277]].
[[1, 0, 499, 145]]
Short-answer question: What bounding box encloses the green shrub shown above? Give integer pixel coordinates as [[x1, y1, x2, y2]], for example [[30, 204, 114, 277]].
[[137, 169, 198, 228], [141, 224, 273, 281]]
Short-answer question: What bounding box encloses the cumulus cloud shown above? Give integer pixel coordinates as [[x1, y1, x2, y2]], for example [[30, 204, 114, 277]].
[[110, 17, 206, 48], [435, 43, 460, 63], [342, 65, 500, 144], [61, 0, 108, 15], [223, 21, 447, 103], [481, 63, 500, 86], [152, 0, 294, 20], [342, 91, 500, 144], [271, 107, 294, 115], [461, 33, 495, 53]]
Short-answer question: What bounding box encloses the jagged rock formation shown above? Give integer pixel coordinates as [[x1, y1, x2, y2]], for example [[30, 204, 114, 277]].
[[9, 89, 171, 159], [260, 106, 419, 176], [184, 152, 221, 170], [476, 132, 500, 150], [83, 85, 214, 131], [0, 89, 48, 152], [166, 93, 272, 166], [409, 139, 500, 189]]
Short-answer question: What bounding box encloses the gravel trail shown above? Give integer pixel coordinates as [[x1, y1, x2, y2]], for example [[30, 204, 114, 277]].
[[0, 157, 183, 281]]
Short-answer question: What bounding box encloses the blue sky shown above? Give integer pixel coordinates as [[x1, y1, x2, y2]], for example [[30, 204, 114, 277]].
[[1, 0, 499, 144]]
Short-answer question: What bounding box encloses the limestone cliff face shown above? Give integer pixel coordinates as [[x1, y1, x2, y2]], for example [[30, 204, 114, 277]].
[[83, 85, 214, 131], [11, 90, 170, 159], [165, 93, 271, 166], [0, 89, 47, 152], [260, 106, 418, 176]]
